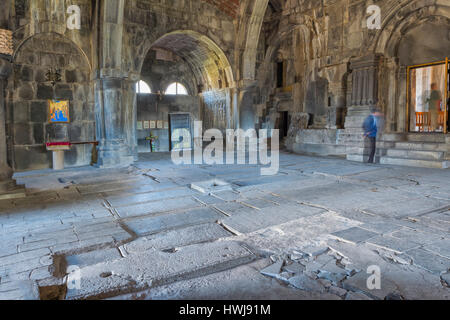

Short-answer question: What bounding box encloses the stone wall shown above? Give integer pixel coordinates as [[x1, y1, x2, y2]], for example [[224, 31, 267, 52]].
[[137, 94, 200, 153], [4, 0, 239, 171], [1, 0, 449, 172], [122, 0, 236, 79], [140, 49, 196, 95], [245, 0, 450, 156], [9, 32, 93, 171]]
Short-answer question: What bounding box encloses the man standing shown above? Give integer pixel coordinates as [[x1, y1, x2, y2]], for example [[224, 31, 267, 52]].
[[363, 108, 378, 164], [427, 83, 442, 131]]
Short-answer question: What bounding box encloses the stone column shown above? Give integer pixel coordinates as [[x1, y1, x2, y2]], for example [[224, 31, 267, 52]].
[[238, 80, 258, 130], [93, 0, 136, 168], [94, 75, 136, 168], [342, 54, 382, 162], [382, 58, 399, 133], [0, 56, 25, 199]]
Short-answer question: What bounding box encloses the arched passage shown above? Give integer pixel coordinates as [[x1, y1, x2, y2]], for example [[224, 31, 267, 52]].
[[373, 0, 450, 133], [139, 30, 235, 91], [136, 31, 237, 153]]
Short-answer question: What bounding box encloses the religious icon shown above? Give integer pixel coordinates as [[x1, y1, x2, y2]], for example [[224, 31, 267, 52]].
[[48, 100, 70, 123], [143, 121, 150, 129], [137, 121, 143, 130], [157, 120, 163, 129], [149, 121, 156, 129]]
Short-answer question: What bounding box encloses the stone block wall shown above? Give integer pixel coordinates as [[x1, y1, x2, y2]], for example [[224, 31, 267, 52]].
[[140, 49, 196, 95], [251, 0, 449, 156], [122, 0, 236, 77], [9, 32, 93, 171], [137, 94, 200, 153]]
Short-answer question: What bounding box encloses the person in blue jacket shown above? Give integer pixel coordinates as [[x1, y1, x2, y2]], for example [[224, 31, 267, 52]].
[[362, 108, 378, 164]]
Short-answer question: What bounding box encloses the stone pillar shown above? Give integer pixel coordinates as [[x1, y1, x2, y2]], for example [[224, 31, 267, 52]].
[[238, 80, 258, 130], [382, 58, 399, 133], [342, 54, 382, 162], [93, 0, 135, 168], [94, 76, 135, 168], [0, 56, 25, 199], [396, 66, 408, 133]]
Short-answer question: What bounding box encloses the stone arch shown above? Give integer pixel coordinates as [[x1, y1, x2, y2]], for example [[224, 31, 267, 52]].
[[257, 23, 317, 86], [370, 0, 450, 133], [136, 30, 237, 142], [239, 0, 270, 81], [138, 30, 235, 92], [371, 0, 450, 56], [13, 31, 91, 71], [11, 0, 93, 70], [123, 0, 236, 81]]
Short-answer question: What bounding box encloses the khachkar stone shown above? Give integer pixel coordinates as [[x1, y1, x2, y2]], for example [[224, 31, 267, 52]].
[[0, 55, 26, 199]]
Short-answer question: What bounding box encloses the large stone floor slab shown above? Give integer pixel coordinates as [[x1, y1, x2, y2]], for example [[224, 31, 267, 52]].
[[123, 223, 232, 252], [222, 204, 324, 234], [0, 151, 449, 300], [65, 241, 256, 299], [331, 227, 379, 244], [122, 208, 224, 236]]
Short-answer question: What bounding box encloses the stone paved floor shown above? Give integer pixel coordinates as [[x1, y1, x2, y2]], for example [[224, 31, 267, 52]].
[[0, 151, 449, 300]]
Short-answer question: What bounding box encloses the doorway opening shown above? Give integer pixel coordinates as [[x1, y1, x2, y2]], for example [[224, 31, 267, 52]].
[[407, 58, 449, 133], [169, 113, 192, 151], [276, 61, 285, 88], [279, 111, 289, 138]]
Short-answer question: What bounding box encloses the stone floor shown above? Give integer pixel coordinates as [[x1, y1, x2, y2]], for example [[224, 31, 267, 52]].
[[0, 151, 449, 300]]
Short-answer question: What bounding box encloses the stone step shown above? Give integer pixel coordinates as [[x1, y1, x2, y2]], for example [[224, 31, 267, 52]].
[[386, 149, 446, 161], [65, 241, 256, 300], [291, 143, 347, 156], [379, 157, 450, 169], [347, 154, 379, 163], [346, 146, 388, 157], [394, 142, 450, 152], [406, 134, 446, 143], [379, 133, 407, 142]]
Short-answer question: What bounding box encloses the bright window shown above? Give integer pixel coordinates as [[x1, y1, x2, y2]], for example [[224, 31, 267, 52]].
[[166, 82, 188, 95], [136, 80, 152, 94]]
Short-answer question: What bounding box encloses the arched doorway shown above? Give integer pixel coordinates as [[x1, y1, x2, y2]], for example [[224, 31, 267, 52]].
[[398, 22, 450, 133], [374, 2, 450, 134], [136, 30, 236, 154]]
